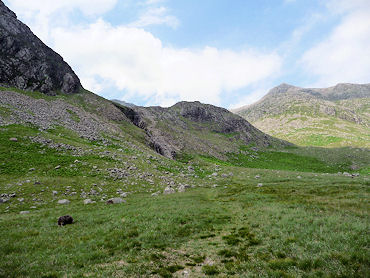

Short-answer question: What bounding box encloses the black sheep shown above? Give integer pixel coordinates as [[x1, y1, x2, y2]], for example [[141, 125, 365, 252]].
[[58, 215, 74, 226]]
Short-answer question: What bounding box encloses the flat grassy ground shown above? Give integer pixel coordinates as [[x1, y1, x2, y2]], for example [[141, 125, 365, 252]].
[[0, 121, 369, 277], [1, 169, 369, 277]]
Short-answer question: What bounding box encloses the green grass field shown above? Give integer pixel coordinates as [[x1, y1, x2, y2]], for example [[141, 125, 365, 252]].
[[0, 114, 369, 277], [1, 169, 369, 277]]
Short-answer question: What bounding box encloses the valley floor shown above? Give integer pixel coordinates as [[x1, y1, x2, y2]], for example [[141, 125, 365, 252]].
[[0, 123, 369, 277], [1, 168, 369, 277]]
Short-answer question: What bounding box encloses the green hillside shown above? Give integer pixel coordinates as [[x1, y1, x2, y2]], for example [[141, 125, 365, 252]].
[[1, 87, 369, 277], [234, 83, 370, 148]]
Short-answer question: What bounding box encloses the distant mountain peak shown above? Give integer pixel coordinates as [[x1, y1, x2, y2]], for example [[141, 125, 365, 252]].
[[268, 83, 297, 94], [233, 82, 370, 148]]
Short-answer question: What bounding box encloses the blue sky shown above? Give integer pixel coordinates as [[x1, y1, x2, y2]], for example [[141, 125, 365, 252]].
[[4, 0, 370, 108]]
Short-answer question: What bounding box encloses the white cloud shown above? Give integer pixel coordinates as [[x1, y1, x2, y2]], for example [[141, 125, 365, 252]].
[[52, 19, 281, 106], [144, 0, 166, 5], [129, 6, 179, 29], [5, 0, 281, 107], [301, 1, 370, 86], [6, 0, 117, 16], [5, 0, 118, 41]]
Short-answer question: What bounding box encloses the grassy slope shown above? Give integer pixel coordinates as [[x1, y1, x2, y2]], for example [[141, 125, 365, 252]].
[[236, 96, 370, 148], [0, 89, 369, 277]]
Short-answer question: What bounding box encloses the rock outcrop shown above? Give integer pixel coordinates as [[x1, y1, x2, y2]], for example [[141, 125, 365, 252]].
[[0, 1, 81, 95], [116, 101, 285, 159]]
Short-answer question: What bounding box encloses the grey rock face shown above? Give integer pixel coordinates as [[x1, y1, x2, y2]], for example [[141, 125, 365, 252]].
[[119, 101, 283, 159], [0, 1, 81, 94]]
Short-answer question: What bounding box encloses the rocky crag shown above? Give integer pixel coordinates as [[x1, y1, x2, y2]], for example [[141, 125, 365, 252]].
[[116, 101, 285, 159], [0, 0, 81, 95], [233, 83, 370, 147]]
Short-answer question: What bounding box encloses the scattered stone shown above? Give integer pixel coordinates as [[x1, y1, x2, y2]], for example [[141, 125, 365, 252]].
[[52, 191, 58, 196], [211, 172, 218, 177], [257, 183, 263, 187], [54, 165, 61, 170], [297, 176, 302, 179], [178, 185, 186, 193], [17, 198, 24, 202], [30, 206, 37, 209], [29, 168, 35, 171], [20, 211, 30, 214], [9, 137, 18, 142], [57, 199, 70, 205], [255, 175, 260, 179], [163, 186, 175, 195], [106, 197, 125, 204], [120, 192, 128, 198], [151, 191, 160, 197], [34, 181, 41, 185], [0, 198, 8, 203], [58, 215, 74, 226], [89, 189, 98, 195], [83, 199, 94, 204]]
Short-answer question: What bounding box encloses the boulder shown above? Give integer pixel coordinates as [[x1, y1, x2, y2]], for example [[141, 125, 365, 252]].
[[163, 186, 175, 195], [57, 199, 70, 205], [106, 197, 125, 204], [83, 199, 94, 204]]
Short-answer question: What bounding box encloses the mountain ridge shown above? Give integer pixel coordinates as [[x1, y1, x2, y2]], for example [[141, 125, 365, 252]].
[[234, 83, 370, 148]]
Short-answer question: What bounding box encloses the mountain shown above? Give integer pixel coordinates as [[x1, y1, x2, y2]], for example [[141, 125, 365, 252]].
[[233, 83, 370, 148], [0, 0, 81, 95], [1, 2, 369, 277], [115, 101, 285, 159]]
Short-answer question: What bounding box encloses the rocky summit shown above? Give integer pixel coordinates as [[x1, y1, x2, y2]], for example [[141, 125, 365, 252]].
[[0, 0, 81, 95], [233, 83, 370, 148]]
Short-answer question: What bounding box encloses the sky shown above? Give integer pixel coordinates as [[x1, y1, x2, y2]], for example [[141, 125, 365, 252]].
[[4, 0, 370, 108]]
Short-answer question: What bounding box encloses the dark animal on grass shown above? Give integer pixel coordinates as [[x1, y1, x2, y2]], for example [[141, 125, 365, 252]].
[[58, 215, 74, 226]]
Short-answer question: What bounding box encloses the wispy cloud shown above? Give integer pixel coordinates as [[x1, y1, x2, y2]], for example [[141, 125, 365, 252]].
[[52, 19, 281, 106], [300, 0, 370, 86], [5, 0, 118, 41], [129, 6, 179, 29]]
